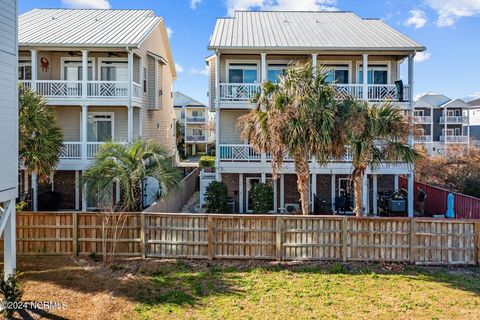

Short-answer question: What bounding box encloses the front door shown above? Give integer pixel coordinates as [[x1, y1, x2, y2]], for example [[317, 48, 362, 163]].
[[338, 178, 354, 213]]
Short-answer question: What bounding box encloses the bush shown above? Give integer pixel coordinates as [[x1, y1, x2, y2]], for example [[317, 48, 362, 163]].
[[199, 156, 215, 168], [462, 176, 480, 198], [205, 181, 228, 213], [251, 183, 273, 214], [0, 271, 23, 318]]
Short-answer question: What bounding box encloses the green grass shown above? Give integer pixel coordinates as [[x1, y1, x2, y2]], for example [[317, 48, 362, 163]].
[[132, 262, 480, 320]]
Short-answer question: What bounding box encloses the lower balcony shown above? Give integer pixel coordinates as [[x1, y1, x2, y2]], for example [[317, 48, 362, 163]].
[[440, 135, 469, 143], [185, 135, 207, 143], [439, 116, 468, 124], [414, 135, 432, 143], [60, 142, 127, 160]]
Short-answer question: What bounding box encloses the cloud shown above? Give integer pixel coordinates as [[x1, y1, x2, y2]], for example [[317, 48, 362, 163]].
[[464, 92, 480, 102], [414, 51, 431, 62], [191, 0, 202, 9], [190, 66, 209, 76], [166, 27, 173, 38], [424, 0, 480, 27], [62, 0, 110, 9], [404, 9, 427, 29], [225, 0, 337, 16], [175, 63, 184, 73]]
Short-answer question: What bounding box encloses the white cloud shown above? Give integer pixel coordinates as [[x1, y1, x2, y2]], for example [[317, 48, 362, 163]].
[[464, 92, 480, 102], [414, 51, 431, 62], [190, 66, 209, 76], [166, 27, 173, 39], [404, 9, 427, 29], [191, 0, 202, 9], [175, 63, 184, 73], [424, 0, 480, 27], [225, 0, 337, 16], [62, 0, 110, 9]]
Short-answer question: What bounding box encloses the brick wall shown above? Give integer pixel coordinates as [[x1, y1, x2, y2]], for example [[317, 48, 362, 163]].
[[54, 171, 77, 210]]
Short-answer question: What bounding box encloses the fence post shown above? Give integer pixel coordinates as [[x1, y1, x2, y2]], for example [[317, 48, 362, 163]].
[[475, 221, 480, 266], [342, 217, 348, 263], [140, 212, 146, 259], [276, 216, 283, 261], [72, 212, 78, 256], [409, 219, 416, 264], [208, 215, 214, 260]]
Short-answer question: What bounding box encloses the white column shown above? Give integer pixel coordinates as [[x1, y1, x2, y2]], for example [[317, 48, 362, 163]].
[[3, 200, 16, 276], [32, 173, 38, 211], [280, 174, 285, 211], [30, 49, 37, 89], [239, 173, 244, 213], [138, 108, 143, 137], [127, 51, 134, 142], [408, 54, 415, 147], [82, 171, 88, 212], [116, 179, 121, 203], [331, 174, 336, 212], [261, 173, 266, 183], [311, 173, 317, 212], [372, 174, 378, 216], [430, 106, 434, 155], [394, 174, 399, 191], [128, 106, 134, 142], [311, 53, 318, 74], [408, 173, 414, 217], [82, 50, 88, 98], [50, 172, 55, 191], [75, 170, 80, 210], [444, 104, 448, 155], [215, 52, 221, 181], [260, 53, 267, 82], [81, 105, 88, 160], [362, 53, 369, 101], [362, 174, 368, 216], [273, 179, 278, 213], [467, 107, 471, 152]]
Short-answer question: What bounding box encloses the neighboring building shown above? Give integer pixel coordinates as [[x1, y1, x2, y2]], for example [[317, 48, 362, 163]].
[[174, 91, 214, 156], [207, 11, 425, 216], [0, 0, 18, 275], [468, 98, 480, 145], [18, 9, 177, 211], [413, 93, 470, 156]]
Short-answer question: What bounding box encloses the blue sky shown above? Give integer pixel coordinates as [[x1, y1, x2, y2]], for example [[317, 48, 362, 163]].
[[19, 0, 480, 104]]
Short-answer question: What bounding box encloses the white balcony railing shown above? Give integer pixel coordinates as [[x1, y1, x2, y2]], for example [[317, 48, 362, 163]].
[[219, 83, 410, 104], [414, 135, 432, 143], [87, 81, 128, 98], [36, 80, 82, 97], [413, 116, 432, 123], [132, 82, 142, 100], [439, 116, 468, 124], [60, 142, 82, 159], [186, 116, 206, 123], [440, 135, 469, 143], [185, 135, 207, 142]]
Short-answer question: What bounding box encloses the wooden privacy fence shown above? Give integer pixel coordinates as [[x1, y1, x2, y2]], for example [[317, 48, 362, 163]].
[[2, 212, 479, 266]]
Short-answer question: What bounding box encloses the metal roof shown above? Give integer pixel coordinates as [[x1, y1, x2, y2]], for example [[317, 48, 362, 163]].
[[19, 9, 162, 47], [209, 11, 425, 52]]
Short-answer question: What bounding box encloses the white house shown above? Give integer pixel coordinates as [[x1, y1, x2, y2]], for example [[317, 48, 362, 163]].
[[468, 98, 480, 144], [0, 0, 18, 276]]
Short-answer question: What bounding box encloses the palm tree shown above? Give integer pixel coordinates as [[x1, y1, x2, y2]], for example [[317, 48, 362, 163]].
[[238, 63, 352, 215], [344, 98, 422, 216], [82, 139, 181, 212], [19, 88, 63, 183]]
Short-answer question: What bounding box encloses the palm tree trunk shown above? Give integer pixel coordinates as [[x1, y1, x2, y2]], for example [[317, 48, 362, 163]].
[[353, 169, 364, 217], [295, 154, 310, 215]]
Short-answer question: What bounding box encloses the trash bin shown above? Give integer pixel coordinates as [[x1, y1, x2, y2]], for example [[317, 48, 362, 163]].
[[227, 197, 235, 214]]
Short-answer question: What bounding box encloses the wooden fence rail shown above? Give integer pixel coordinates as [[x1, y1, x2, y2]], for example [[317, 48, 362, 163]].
[[1, 212, 479, 266]]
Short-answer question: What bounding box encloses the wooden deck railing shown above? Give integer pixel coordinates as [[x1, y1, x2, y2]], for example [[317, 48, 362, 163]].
[[1, 212, 479, 265]]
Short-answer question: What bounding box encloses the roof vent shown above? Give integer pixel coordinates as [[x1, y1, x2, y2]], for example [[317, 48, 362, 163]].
[[284, 19, 289, 23], [51, 16, 56, 20]]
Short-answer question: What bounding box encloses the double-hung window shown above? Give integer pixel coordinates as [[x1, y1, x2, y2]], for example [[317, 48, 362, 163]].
[[324, 64, 349, 84], [63, 60, 93, 81], [100, 61, 128, 81], [414, 110, 424, 117], [18, 60, 32, 80], [358, 64, 389, 84], [87, 113, 113, 142], [228, 63, 258, 83], [267, 64, 287, 83]]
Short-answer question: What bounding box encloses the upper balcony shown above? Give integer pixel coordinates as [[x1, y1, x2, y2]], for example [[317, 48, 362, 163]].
[[440, 135, 469, 143], [412, 116, 432, 124], [439, 116, 468, 124]]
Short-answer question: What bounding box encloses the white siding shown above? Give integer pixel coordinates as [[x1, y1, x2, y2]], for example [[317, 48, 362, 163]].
[[0, 0, 18, 202]]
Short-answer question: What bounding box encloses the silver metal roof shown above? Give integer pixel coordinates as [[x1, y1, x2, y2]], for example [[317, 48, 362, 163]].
[[19, 9, 162, 47], [209, 11, 425, 51]]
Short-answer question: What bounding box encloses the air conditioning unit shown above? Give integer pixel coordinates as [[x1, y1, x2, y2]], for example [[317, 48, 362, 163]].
[[285, 203, 300, 214]]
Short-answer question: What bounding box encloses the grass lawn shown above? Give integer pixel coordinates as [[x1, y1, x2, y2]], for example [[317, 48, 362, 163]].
[[3, 257, 480, 319]]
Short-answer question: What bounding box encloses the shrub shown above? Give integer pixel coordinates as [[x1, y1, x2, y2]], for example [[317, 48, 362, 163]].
[[462, 176, 480, 198], [251, 183, 273, 214], [199, 156, 215, 168], [205, 181, 228, 213], [0, 271, 23, 318]]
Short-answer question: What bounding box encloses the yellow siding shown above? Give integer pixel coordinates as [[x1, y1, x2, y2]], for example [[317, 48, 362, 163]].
[[219, 110, 248, 144]]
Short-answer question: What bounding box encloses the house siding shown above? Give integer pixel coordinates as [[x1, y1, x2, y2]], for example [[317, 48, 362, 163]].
[[219, 110, 247, 144]]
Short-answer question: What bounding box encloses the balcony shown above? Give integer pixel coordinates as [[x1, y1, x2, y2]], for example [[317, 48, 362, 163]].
[[414, 135, 432, 143], [186, 116, 207, 123], [413, 116, 432, 124], [60, 142, 127, 160], [218, 83, 411, 105], [440, 135, 469, 143], [185, 135, 207, 143], [439, 116, 468, 124]]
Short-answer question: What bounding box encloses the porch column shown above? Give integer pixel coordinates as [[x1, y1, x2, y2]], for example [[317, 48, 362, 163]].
[[32, 173, 38, 211], [30, 49, 37, 88], [430, 105, 434, 155], [408, 54, 415, 148], [372, 174, 378, 216], [128, 106, 134, 142], [407, 173, 414, 217], [116, 179, 121, 203], [127, 50, 134, 142], [24, 171, 29, 193], [273, 179, 278, 212], [394, 174, 399, 191], [311, 53, 318, 74], [261, 173, 266, 183], [215, 52, 221, 181], [82, 171, 88, 212], [260, 53, 267, 82], [81, 105, 88, 160], [362, 53, 369, 101], [467, 107, 471, 151], [239, 173, 244, 213], [75, 170, 80, 211], [3, 200, 16, 276], [280, 174, 285, 211], [331, 174, 336, 212], [82, 50, 88, 98], [311, 173, 317, 213], [50, 172, 55, 191], [444, 103, 448, 156], [362, 174, 368, 216], [138, 108, 143, 137]]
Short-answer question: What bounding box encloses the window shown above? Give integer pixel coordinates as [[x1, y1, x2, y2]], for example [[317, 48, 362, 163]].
[[88, 182, 113, 210], [192, 128, 204, 136], [228, 63, 258, 83], [246, 178, 274, 212], [418, 128, 425, 135], [143, 67, 147, 93], [324, 64, 349, 84], [87, 113, 113, 142], [267, 64, 287, 83], [18, 60, 32, 80], [338, 178, 354, 212], [100, 60, 128, 81], [455, 128, 461, 136], [442, 129, 454, 136], [414, 110, 424, 117], [358, 64, 389, 84], [192, 110, 204, 117], [63, 60, 93, 81]]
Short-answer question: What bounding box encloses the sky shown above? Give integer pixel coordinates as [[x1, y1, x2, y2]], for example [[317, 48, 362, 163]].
[[19, 0, 480, 105]]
